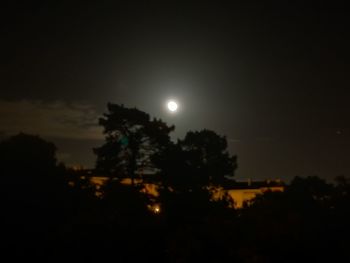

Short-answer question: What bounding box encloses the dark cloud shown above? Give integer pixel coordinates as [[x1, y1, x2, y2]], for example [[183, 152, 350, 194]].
[[0, 100, 102, 140]]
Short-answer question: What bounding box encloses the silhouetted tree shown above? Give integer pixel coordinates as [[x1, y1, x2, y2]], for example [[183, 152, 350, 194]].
[[0, 133, 57, 176], [288, 175, 333, 200], [153, 129, 237, 226], [330, 176, 350, 252], [94, 103, 174, 185], [0, 133, 64, 208], [179, 129, 237, 187], [236, 175, 350, 263], [0, 133, 96, 260], [155, 129, 237, 192]]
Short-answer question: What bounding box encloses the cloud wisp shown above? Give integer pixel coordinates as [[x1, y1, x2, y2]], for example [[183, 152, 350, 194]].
[[0, 100, 103, 140]]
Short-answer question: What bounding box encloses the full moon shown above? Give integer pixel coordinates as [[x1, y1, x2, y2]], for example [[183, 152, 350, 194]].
[[167, 101, 178, 112]]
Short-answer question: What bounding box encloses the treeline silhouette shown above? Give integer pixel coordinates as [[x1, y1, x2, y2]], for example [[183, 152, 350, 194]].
[[0, 104, 349, 262]]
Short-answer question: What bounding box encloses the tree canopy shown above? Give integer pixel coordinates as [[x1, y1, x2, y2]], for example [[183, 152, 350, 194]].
[[154, 129, 237, 192], [0, 133, 57, 176], [94, 103, 174, 184]]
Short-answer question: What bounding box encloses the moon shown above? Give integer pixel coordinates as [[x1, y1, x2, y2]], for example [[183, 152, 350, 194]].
[[167, 101, 178, 112]]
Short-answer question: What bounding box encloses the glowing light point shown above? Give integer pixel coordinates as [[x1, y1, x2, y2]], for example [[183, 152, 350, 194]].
[[167, 101, 178, 112]]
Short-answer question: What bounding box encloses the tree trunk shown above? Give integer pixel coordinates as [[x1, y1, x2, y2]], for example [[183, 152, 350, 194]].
[[128, 139, 138, 187]]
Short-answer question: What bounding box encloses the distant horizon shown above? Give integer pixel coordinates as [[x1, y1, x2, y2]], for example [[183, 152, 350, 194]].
[[1, 123, 348, 184]]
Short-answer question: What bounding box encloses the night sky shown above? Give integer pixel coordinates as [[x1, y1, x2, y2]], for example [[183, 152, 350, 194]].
[[1, 1, 349, 181]]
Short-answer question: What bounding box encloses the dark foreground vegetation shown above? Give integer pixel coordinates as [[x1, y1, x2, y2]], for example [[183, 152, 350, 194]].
[[1, 104, 349, 262]]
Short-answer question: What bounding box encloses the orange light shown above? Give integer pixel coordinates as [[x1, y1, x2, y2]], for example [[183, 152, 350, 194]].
[[154, 205, 160, 214]]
